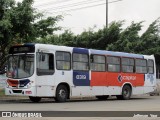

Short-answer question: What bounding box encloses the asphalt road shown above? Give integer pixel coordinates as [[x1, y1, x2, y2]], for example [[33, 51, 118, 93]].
[[0, 95, 160, 120]]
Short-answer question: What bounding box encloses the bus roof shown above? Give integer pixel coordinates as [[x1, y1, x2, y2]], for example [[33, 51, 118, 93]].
[[90, 49, 144, 59], [11, 43, 147, 58]]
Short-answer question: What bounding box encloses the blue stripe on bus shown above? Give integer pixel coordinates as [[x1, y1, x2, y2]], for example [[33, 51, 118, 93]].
[[24, 43, 35, 46], [19, 79, 30, 86], [73, 71, 90, 86], [73, 48, 89, 54], [73, 48, 90, 86]]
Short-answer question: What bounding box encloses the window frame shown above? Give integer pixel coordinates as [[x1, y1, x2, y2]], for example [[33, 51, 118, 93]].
[[56, 51, 71, 71], [135, 58, 147, 74], [72, 53, 89, 71], [106, 56, 121, 72], [90, 54, 106, 72]]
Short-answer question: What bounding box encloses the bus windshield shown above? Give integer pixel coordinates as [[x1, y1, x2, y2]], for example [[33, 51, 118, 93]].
[[7, 54, 34, 79]]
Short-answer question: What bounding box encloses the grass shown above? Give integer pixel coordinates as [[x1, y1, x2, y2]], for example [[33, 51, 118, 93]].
[[0, 89, 5, 96]]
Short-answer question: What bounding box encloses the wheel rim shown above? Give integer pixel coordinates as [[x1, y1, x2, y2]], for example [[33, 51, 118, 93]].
[[59, 89, 66, 99], [123, 88, 130, 97]]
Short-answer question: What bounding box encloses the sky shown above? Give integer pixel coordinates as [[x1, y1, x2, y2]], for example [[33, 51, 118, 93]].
[[16, 0, 160, 35]]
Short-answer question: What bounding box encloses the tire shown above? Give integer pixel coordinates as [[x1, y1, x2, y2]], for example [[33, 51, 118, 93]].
[[116, 85, 132, 100], [29, 96, 41, 103], [55, 85, 68, 102], [116, 95, 123, 100], [96, 95, 109, 100]]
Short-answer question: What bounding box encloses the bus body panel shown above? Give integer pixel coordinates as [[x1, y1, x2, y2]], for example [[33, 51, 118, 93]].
[[91, 72, 107, 86], [35, 44, 73, 97], [5, 75, 37, 96], [34, 45, 56, 97], [143, 55, 156, 87]]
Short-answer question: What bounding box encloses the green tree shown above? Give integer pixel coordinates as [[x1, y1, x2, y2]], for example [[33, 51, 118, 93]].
[[0, 0, 62, 68], [136, 18, 160, 69], [75, 28, 95, 48], [93, 21, 123, 50], [35, 34, 60, 44], [58, 30, 75, 46], [136, 18, 160, 54], [0, 0, 15, 69], [107, 21, 143, 53]]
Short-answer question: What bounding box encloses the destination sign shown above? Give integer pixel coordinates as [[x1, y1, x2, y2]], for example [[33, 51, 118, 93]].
[[9, 46, 35, 54]]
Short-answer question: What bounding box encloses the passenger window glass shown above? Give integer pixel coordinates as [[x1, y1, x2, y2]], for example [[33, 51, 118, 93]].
[[122, 58, 134, 73], [90, 55, 105, 71], [107, 56, 120, 72], [37, 53, 54, 75], [148, 59, 154, 74], [56, 52, 71, 70], [135, 59, 147, 73], [73, 53, 89, 71]]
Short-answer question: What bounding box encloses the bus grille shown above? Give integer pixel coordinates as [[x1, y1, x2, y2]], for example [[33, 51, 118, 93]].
[[12, 90, 22, 93]]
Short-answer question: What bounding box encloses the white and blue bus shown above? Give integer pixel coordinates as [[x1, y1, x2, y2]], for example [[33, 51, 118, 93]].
[[5, 43, 156, 102]]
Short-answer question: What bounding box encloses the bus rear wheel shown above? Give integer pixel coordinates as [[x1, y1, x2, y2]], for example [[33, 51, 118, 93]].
[[29, 96, 41, 103], [55, 85, 68, 102], [96, 95, 109, 100], [116, 85, 132, 100]]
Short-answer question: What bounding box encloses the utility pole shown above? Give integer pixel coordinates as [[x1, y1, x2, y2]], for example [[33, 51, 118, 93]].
[[106, 0, 108, 28], [106, 0, 123, 28]]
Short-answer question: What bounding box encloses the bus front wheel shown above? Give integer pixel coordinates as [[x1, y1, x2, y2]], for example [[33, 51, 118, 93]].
[[116, 85, 132, 100], [29, 96, 41, 103], [55, 85, 68, 102]]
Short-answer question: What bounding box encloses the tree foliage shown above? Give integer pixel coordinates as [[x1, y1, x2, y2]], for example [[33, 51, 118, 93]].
[[38, 19, 160, 57], [0, 0, 62, 68], [36, 19, 160, 67], [0, 0, 15, 68], [107, 21, 143, 53], [0, 0, 160, 70]]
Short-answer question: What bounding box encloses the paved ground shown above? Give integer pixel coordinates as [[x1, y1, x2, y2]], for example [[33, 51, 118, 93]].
[[0, 95, 160, 120], [0, 95, 160, 111]]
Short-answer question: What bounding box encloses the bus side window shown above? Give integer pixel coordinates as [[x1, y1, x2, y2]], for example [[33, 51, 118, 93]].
[[122, 58, 134, 73], [56, 51, 71, 70], [107, 56, 120, 72], [148, 59, 154, 74], [90, 54, 106, 71], [37, 53, 54, 75], [135, 59, 147, 74], [73, 53, 89, 71]]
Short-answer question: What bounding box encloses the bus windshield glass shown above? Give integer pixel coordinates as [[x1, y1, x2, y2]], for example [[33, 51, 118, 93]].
[[7, 54, 34, 79]]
